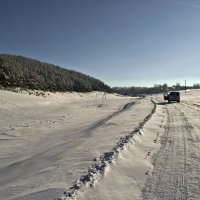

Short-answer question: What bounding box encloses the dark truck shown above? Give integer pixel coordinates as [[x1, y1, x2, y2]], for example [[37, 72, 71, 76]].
[[164, 91, 180, 103]]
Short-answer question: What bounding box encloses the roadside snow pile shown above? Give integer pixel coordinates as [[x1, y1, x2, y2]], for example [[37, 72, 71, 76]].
[[0, 89, 140, 200], [58, 99, 157, 200]]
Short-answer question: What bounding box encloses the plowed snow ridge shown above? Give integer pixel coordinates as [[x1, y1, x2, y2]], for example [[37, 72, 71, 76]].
[[58, 99, 156, 200]]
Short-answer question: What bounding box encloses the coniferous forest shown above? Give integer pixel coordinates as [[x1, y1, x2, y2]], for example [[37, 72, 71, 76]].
[[0, 54, 199, 96], [0, 54, 111, 92]]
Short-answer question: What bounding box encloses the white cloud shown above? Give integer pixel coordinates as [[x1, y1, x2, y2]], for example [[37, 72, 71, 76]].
[[163, 0, 200, 9]]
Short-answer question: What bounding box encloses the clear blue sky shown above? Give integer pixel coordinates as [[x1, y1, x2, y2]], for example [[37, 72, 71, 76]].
[[0, 0, 200, 87]]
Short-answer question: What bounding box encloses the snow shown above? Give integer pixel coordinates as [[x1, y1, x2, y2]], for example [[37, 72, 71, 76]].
[[1, 89, 200, 200], [0, 90, 142, 200]]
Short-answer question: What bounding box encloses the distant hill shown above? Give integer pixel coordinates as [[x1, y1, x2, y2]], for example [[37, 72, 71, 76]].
[[0, 54, 111, 92]]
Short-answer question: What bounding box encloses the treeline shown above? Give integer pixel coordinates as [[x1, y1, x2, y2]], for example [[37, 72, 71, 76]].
[[113, 83, 199, 96], [0, 54, 111, 92]]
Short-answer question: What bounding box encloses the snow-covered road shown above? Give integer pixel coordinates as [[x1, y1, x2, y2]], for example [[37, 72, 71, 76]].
[[143, 96, 200, 200]]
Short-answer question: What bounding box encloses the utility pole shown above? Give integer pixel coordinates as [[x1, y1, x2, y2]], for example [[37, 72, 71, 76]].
[[185, 80, 186, 93]]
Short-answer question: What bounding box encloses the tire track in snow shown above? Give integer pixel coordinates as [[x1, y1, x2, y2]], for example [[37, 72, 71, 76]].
[[1, 98, 141, 200], [180, 101, 200, 111], [0, 100, 138, 187], [142, 102, 200, 200], [58, 99, 157, 200], [81, 100, 138, 135]]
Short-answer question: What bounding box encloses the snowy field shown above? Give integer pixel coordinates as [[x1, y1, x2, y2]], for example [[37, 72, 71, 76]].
[[0, 89, 200, 200]]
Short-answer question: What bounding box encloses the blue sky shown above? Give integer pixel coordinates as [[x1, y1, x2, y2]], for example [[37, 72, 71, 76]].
[[0, 0, 200, 87]]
